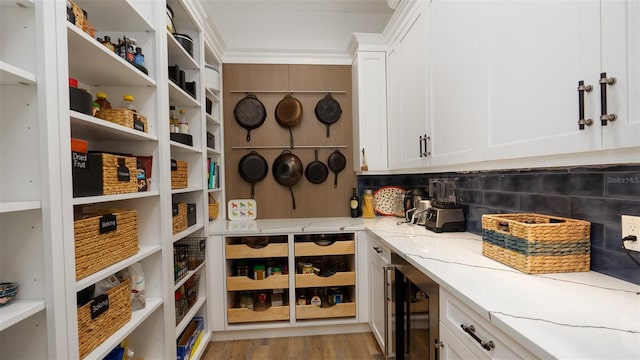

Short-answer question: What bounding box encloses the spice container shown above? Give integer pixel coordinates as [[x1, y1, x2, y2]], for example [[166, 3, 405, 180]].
[[236, 261, 249, 277], [301, 263, 313, 274], [310, 288, 322, 307], [253, 264, 265, 280], [327, 287, 344, 306], [121, 95, 136, 112], [297, 292, 308, 305], [178, 109, 189, 134]]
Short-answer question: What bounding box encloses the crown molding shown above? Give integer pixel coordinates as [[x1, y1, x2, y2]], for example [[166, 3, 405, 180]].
[[221, 48, 353, 65]]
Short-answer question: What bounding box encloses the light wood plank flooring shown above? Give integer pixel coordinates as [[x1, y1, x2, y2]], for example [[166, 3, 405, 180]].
[[201, 332, 384, 360]]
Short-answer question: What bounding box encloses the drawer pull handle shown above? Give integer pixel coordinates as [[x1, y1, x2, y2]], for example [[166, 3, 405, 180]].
[[373, 246, 382, 254], [461, 324, 495, 351]]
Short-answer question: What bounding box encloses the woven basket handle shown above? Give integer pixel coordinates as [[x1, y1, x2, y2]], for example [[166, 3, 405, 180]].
[[497, 221, 510, 233]]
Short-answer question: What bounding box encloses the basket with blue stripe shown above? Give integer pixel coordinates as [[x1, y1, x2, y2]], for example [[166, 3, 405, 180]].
[[482, 213, 591, 274]]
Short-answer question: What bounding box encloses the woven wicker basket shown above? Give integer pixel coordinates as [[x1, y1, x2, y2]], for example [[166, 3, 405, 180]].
[[171, 160, 188, 189], [208, 202, 219, 221], [173, 203, 188, 234], [74, 210, 139, 280], [482, 213, 591, 274], [78, 279, 131, 359], [95, 108, 148, 133]]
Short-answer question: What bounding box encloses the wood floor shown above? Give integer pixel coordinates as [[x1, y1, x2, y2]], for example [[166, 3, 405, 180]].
[[201, 332, 384, 360]]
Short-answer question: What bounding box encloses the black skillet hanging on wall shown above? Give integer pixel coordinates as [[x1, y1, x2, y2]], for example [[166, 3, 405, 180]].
[[238, 151, 268, 199], [234, 93, 266, 142], [314, 93, 342, 138]]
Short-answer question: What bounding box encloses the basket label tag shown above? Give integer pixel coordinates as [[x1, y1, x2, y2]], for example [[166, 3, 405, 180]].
[[173, 204, 179, 216], [99, 214, 117, 233], [90, 293, 109, 319], [171, 159, 178, 171], [72, 151, 88, 171], [133, 118, 145, 132], [117, 158, 130, 181]]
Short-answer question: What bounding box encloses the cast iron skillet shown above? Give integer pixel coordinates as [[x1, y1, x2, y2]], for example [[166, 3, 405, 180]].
[[314, 94, 342, 138], [275, 94, 303, 148], [238, 151, 268, 199], [304, 149, 329, 185], [272, 150, 303, 209], [327, 149, 346, 188], [234, 94, 266, 142]]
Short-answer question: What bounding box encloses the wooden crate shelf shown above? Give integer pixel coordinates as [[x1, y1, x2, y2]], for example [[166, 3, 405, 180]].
[[226, 274, 289, 291], [227, 306, 290, 323], [294, 240, 355, 256], [295, 272, 355, 288], [225, 243, 288, 259], [295, 302, 356, 320]]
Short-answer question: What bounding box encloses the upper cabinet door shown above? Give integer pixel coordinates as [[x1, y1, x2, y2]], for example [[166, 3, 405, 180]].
[[483, 1, 601, 161], [428, 0, 487, 167], [387, 1, 429, 170], [601, 1, 640, 149]]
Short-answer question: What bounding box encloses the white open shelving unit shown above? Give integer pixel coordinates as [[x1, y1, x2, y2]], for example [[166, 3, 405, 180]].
[[1, 0, 224, 358]]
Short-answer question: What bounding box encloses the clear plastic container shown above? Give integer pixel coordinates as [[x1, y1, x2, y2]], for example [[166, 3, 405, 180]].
[[121, 94, 136, 112]]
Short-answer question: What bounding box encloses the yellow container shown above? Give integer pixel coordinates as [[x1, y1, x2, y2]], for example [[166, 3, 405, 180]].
[[362, 189, 375, 218]]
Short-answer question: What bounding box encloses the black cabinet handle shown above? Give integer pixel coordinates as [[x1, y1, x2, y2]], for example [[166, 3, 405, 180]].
[[599, 72, 617, 126], [461, 324, 495, 351], [424, 135, 430, 157], [372, 246, 382, 254], [419, 135, 424, 157], [577, 80, 593, 130]]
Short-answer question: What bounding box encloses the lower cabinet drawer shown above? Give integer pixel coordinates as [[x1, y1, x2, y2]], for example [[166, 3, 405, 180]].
[[296, 302, 356, 320], [227, 305, 290, 323], [440, 289, 535, 359]]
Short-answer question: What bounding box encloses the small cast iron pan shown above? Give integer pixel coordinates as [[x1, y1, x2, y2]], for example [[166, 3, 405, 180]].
[[238, 151, 268, 199], [304, 149, 329, 185], [234, 94, 266, 142], [327, 149, 347, 188], [314, 94, 342, 138]]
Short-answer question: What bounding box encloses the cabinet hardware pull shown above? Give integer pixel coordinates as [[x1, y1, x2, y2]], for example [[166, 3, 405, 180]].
[[421, 134, 430, 157], [419, 135, 424, 157], [599, 72, 617, 126], [577, 81, 593, 130], [373, 246, 382, 254], [461, 324, 495, 351]]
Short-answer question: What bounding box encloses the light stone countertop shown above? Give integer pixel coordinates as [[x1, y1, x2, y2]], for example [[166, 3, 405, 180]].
[[211, 216, 640, 359]]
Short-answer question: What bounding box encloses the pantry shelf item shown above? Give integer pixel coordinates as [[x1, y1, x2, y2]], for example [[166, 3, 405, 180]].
[[227, 199, 257, 220]]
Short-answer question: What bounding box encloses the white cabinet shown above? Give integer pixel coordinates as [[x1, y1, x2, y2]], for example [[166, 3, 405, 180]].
[[439, 288, 535, 359], [482, 1, 601, 161], [386, 0, 429, 170], [601, 0, 640, 150], [428, 0, 486, 166], [352, 48, 388, 172], [368, 235, 392, 356]]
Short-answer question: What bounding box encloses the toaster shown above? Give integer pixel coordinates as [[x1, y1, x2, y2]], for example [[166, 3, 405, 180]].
[[424, 206, 466, 233]]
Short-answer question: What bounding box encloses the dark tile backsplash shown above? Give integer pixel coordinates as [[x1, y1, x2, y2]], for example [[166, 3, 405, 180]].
[[358, 164, 640, 285]]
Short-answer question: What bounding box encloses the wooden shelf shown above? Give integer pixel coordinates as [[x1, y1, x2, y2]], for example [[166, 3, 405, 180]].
[[176, 296, 206, 337], [295, 302, 356, 320], [72, 190, 160, 206], [73, 0, 154, 32], [0, 201, 40, 213], [167, 31, 199, 70], [411, 299, 429, 314], [227, 305, 290, 323], [226, 274, 289, 291], [294, 240, 355, 256], [225, 243, 288, 259], [295, 272, 355, 288], [70, 111, 158, 142], [169, 81, 200, 107]]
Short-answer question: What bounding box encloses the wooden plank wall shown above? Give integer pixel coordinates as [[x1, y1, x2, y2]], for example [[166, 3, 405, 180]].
[[222, 64, 355, 219]]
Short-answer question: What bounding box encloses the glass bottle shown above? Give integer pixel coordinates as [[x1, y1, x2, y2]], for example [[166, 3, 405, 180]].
[[350, 187, 360, 218], [102, 35, 115, 52], [362, 189, 376, 218], [310, 288, 322, 307], [121, 95, 136, 112], [178, 109, 189, 134], [169, 106, 178, 133], [94, 92, 111, 111]]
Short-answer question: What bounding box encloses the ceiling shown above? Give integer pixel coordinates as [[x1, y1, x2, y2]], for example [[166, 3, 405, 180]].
[[201, 0, 395, 61]]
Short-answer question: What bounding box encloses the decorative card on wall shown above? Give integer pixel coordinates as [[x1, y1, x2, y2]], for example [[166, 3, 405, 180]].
[[227, 199, 257, 220]]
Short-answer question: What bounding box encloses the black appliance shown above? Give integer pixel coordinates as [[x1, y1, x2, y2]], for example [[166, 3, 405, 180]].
[[390, 253, 440, 360]]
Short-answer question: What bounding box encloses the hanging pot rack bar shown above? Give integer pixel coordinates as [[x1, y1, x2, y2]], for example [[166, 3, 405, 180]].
[[232, 145, 348, 150], [228, 90, 347, 94]]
